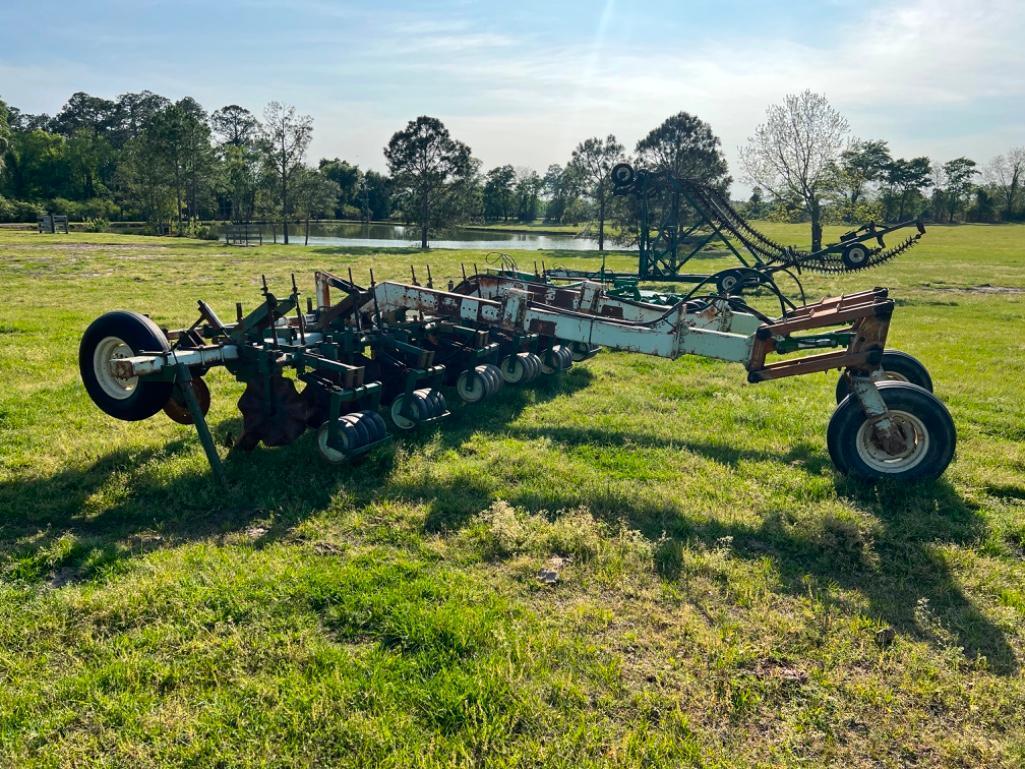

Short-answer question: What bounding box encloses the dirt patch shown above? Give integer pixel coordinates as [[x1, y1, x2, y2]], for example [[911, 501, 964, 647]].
[[6, 243, 172, 252], [931, 284, 1025, 295]]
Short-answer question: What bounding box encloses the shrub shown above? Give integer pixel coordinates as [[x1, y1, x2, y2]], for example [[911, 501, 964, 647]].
[[83, 218, 110, 233], [49, 197, 81, 219], [79, 198, 119, 221], [336, 204, 360, 220], [11, 199, 44, 222]]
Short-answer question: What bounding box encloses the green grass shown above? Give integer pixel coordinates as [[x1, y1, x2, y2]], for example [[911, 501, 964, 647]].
[[0, 223, 1023, 767]]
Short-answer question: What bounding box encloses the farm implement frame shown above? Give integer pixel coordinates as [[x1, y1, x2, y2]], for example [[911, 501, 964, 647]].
[[80, 266, 956, 485]]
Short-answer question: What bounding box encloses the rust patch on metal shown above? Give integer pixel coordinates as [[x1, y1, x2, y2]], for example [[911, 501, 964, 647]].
[[599, 305, 624, 319], [553, 289, 577, 309], [528, 319, 557, 336], [527, 286, 548, 302], [437, 296, 462, 318]]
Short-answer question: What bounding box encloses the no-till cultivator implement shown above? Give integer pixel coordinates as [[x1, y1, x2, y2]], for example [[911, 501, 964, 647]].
[[80, 264, 956, 486]]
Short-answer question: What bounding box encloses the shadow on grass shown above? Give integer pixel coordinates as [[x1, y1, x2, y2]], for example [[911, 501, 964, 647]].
[[1, 364, 1015, 675], [0, 368, 594, 583], [384, 415, 1018, 676]]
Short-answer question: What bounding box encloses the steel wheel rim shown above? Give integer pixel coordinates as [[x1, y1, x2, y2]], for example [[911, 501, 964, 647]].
[[457, 371, 486, 402], [855, 409, 930, 473], [317, 421, 350, 462], [390, 396, 417, 429], [501, 356, 524, 383], [93, 336, 138, 399]]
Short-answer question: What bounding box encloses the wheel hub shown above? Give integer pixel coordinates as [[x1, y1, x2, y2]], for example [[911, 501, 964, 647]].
[[94, 336, 138, 399], [858, 410, 929, 471]]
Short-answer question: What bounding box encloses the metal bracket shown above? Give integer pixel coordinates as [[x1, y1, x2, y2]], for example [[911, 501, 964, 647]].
[[174, 363, 227, 488]]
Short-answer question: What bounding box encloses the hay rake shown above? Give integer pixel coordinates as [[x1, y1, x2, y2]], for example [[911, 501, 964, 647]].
[[547, 163, 927, 308], [80, 266, 956, 485]]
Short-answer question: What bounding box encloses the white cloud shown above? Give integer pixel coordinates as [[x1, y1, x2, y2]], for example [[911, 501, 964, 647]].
[[341, 0, 1024, 191], [3, 0, 1021, 194]]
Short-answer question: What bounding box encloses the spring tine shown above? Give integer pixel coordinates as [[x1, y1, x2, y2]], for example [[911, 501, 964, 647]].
[[291, 273, 306, 344], [426, 264, 433, 288], [411, 265, 419, 286], [369, 269, 383, 328], [473, 264, 482, 297], [346, 267, 361, 330]]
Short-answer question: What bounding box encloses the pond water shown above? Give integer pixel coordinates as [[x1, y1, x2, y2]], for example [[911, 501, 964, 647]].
[[228, 222, 625, 251]]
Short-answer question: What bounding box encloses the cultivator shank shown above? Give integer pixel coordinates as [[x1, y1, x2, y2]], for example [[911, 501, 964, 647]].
[[80, 266, 956, 484]]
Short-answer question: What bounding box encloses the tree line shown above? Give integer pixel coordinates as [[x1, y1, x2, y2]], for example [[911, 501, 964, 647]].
[[0, 92, 387, 243], [1, 90, 1022, 250], [738, 90, 1025, 250]]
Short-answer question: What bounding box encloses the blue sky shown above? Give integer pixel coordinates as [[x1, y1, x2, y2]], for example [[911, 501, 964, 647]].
[[2, 0, 1023, 191]]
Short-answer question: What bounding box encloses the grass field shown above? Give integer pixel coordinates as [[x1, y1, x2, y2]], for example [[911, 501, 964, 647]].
[[1, 223, 1023, 767]]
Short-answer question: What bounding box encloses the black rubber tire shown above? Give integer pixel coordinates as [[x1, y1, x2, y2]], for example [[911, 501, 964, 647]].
[[365, 410, 389, 441], [523, 353, 541, 382], [611, 163, 634, 188], [351, 411, 383, 443], [426, 389, 447, 418], [715, 269, 745, 296], [569, 341, 600, 362], [334, 418, 359, 451], [79, 310, 173, 421], [835, 350, 933, 403], [560, 346, 574, 369], [827, 381, 955, 481], [412, 389, 435, 420], [480, 364, 502, 394], [341, 413, 371, 448]]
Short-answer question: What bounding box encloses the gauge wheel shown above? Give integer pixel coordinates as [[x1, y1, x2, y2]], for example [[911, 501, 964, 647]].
[[499, 354, 528, 384], [317, 418, 358, 463], [390, 393, 421, 430], [841, 243, 872, 269], [80, 310, 173, 421], [827, 381, 955, 481], [456, 368, 489, 403]]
